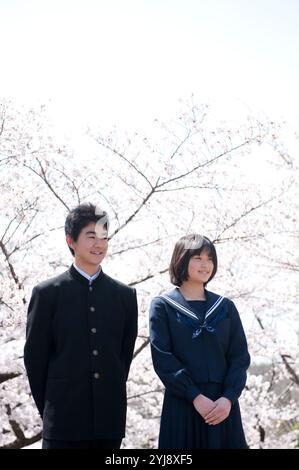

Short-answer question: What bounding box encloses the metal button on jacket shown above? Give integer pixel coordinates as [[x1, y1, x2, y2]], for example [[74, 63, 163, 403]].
[[94, 372, 100, 379], [91, 328, 97, 333], [90, 306, 95, 312], [92, 349, 98, 356]]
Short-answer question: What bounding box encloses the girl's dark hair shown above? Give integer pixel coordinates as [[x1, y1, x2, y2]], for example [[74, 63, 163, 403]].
[[65, 203, 109, 256], [169, 234, 217, 286]]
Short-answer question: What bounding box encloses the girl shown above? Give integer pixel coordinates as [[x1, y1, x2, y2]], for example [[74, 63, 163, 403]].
[[149, 234, 250, 449]]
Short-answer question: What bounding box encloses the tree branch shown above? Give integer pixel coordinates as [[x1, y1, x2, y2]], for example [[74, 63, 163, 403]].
[[22, 159, 70, 211], [95, 138, 154, 189], [0, 372, 22, 385], [133, 338, 150, 359], [128, 267, 168, 287], [0, 240, 25, 302]]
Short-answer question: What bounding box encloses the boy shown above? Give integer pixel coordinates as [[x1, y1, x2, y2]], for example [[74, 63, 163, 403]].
[[24, 203, 138, 449]]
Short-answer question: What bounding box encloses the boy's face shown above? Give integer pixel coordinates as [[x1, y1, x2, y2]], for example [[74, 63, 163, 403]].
[[66, 222, 108, 272]]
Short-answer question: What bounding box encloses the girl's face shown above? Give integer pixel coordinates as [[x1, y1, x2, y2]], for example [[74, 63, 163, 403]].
[[187, 249, 214, 285]]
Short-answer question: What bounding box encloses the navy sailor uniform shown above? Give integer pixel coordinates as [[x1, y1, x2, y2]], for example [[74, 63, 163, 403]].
[[149, 288, 250, 449]]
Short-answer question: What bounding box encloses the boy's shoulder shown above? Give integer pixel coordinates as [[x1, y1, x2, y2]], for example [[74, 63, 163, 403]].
[[33, 269, 71, 293], [103, 272, 135, 294]]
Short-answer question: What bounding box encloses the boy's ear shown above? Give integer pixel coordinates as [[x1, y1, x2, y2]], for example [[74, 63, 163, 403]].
[[66, 235, 75, 249]]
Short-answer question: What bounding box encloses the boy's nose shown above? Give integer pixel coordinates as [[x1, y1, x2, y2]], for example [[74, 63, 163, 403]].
[[93, 237, 104, 247]]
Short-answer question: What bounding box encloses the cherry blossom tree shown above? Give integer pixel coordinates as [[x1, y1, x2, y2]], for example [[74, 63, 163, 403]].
[[0, 98, 298, 448]]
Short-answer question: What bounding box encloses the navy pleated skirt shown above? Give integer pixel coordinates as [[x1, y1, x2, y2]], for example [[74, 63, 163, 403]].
[[158, 383, 248, 449]]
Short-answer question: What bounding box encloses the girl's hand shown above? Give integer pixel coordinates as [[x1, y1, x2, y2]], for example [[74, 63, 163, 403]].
[[204, 397, 232, 425], [193, 394, 216, 419]]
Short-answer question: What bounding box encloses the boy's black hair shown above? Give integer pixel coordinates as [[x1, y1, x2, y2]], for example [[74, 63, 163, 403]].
[[65, 203, 109, 256], [169, 234, 217, 286]]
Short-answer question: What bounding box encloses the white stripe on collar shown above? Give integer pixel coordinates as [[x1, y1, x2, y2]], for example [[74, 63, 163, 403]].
[[205, 296, 225, 319], [160, 295, 199, 320], [160, 294, 225, 321], [73, 263, 101, 284]]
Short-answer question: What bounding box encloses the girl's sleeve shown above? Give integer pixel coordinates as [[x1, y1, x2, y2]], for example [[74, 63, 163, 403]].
[[149, 296, 200, 402], [222, 300, 251, 404]]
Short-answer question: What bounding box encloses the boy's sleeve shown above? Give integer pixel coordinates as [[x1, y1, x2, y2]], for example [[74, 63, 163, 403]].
[[121, 287, 138, 380], [24, 285, 54, 417]]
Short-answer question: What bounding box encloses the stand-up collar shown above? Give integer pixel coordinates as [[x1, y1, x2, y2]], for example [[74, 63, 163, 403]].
[[73, 262, 102, 283], [69, 264, 104, 286]]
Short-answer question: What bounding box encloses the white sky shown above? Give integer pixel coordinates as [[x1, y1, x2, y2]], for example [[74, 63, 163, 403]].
[[1, 0, 299, 132]]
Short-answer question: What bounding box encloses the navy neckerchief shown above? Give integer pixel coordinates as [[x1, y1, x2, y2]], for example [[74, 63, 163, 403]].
[[159, 288, 228, 339]]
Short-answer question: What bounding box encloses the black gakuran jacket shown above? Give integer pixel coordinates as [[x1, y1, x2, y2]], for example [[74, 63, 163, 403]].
[[24, 265, 138, 440]]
